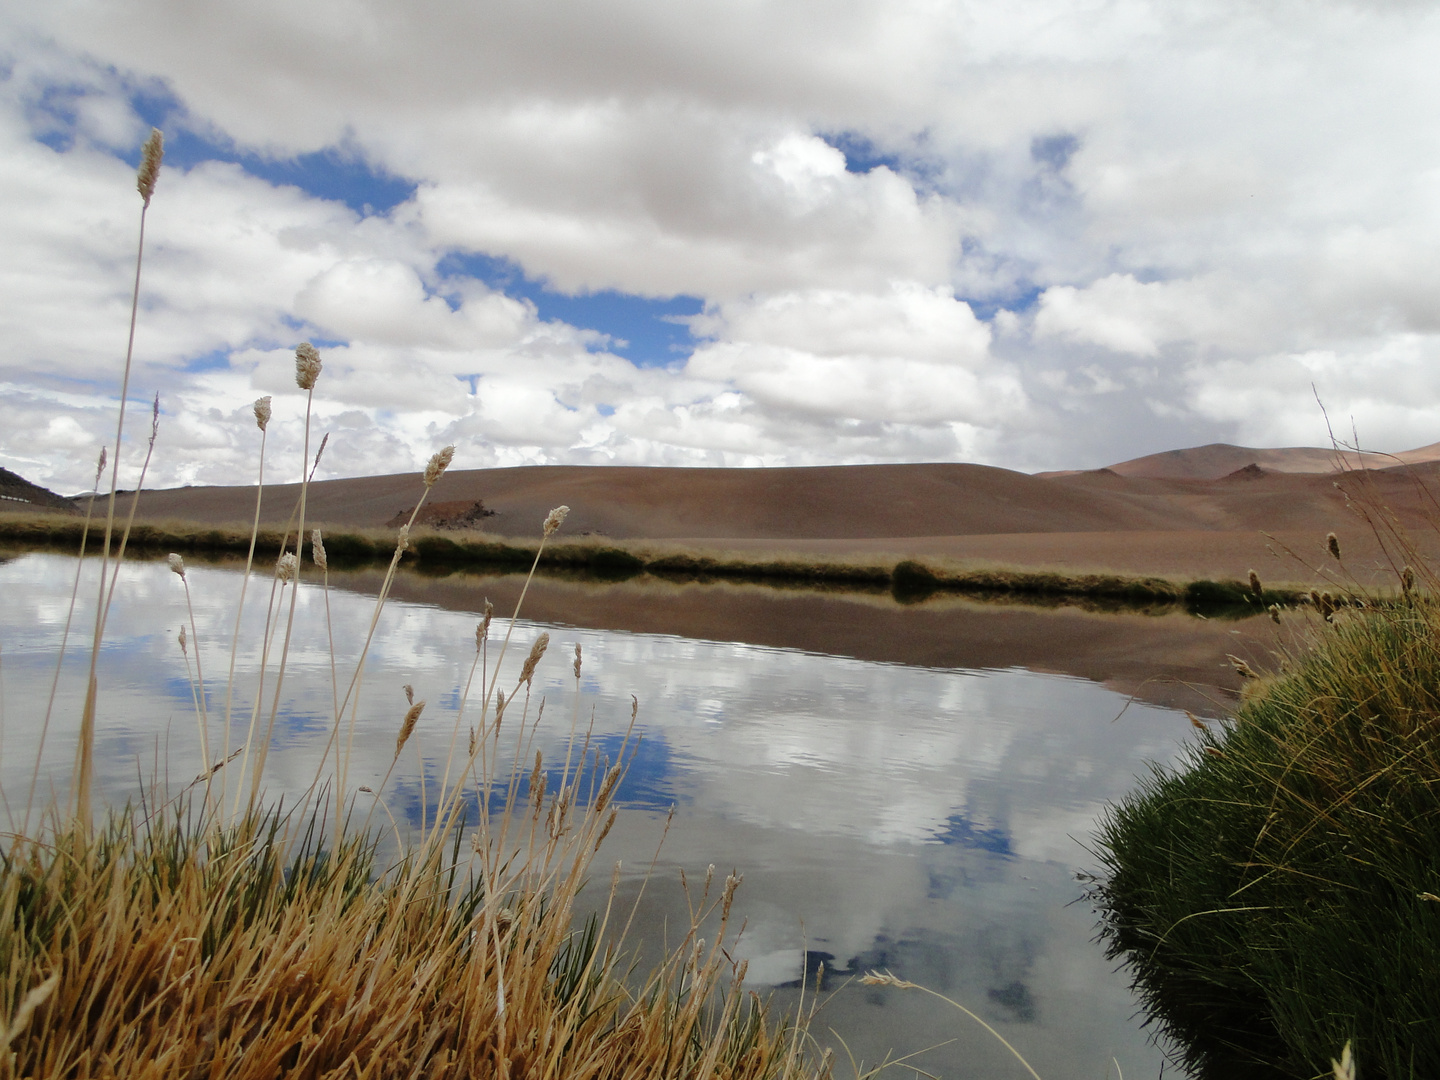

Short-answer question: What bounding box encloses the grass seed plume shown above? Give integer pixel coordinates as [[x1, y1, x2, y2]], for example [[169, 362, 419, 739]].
[[0, 130, 826, 1080]]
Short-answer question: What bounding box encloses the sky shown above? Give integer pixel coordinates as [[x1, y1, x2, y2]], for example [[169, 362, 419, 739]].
[[3, 0, 1440, 492]]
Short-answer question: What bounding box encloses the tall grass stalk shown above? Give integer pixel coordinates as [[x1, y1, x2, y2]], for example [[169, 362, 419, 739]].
[[26, 449, 106, 833], [216, 397, 270, 814], [1, 127, 834, 1080], [76, 130, 163, 826], [169, 555, 210, 775], [246, 349, 321, 814]]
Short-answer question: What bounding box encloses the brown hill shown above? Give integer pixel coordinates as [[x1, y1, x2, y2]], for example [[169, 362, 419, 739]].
[[118, 463, 1190, 540], [0, 467, 77, 514], [65, 456, 1439, 585], [118, 460, 1439, 541], [1101, 441, 1440, 480]]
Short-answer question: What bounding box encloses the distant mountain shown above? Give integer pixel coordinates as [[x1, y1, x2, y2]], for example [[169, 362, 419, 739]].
[[0, 467, 77, 513], [1100, 441, 1440, 481]]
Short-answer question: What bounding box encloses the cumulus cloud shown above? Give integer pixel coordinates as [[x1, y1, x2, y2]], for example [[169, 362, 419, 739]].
[[3, 0, 1440, 488], [687, 284, 1025, 448]]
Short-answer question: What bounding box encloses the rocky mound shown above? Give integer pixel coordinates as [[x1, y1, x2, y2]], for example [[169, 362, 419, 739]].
[[386, 499, 497, 530]]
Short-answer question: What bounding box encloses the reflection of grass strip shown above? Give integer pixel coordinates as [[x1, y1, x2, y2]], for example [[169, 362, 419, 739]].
[[1, 512, 1317, 610]]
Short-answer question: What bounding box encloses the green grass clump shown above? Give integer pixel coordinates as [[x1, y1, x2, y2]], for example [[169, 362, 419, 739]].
[[1094, 599, 1440, 1078]]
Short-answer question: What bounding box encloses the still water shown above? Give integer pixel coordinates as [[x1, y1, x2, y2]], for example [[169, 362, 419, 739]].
[[0, 551, 1192, 1078]]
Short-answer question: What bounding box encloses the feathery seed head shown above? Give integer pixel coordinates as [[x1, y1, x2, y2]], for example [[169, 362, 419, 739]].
[[178, 624, 187, 655], [1403, 565, 1416, 594], [276, 552, 298, 581], [721, 870, 742, 920], [594, 806, 617, 850], [396, 524, 410, 555], [1327, 532, 1341, 560], [404, 683, 414, 706], [395, 700, 425, 756], [1228, 654, 1258, 679], [1332, 1041, 1355, 1080], [424, 445, 455, 488], [1269, 603, 1282, 624], [168, 552, 186, 578], [294, 343, 322, 391], [594, 766, 621, 813], [519, 632, 550, 686], [543, 505, 569, 537], [1248, 569, 1262, 598], [94, 447, 107, 485], [573, 643, 582, 680], [136, 128, 163, 206], [476, 600, 493, 651], [860, 971, 915, 989], [253, 396, 272, 432], [311, 528, 327, 571]]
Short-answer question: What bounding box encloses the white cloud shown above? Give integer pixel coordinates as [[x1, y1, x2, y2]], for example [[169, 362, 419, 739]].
[[687, 284, 1024, 433], [3, 0, 1440, 485], [1185, 334, 1440, 451], [1033, 273, 1248, 357]]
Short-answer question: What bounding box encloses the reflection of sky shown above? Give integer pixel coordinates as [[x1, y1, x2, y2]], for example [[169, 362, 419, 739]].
[[0, 553, 1192, 1078]]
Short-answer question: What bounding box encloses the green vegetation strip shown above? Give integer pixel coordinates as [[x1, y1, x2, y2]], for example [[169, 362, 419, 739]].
[[1095, 602, 1440, 1078], [0, 513, 1308, 608]]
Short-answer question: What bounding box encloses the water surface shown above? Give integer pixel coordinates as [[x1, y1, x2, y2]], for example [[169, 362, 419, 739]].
[[0, 551, 1195, 1078]]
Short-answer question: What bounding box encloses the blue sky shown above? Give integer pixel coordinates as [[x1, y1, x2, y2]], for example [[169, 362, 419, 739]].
[[56, 80, 710, 370], [3, 1, 1440, 491]]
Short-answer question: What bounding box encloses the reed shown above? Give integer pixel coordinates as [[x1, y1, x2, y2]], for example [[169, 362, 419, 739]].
[[0, 130, 827, 1080]]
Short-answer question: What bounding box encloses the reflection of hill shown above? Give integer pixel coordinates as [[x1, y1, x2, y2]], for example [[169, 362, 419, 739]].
[[350, 565, 1280, 718]]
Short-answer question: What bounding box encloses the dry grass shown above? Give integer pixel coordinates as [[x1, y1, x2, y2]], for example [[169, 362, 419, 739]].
[[0, 134, 828, 1080], [0, 788, 805, 1079]]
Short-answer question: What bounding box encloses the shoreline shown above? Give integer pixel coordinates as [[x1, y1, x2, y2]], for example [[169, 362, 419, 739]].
[[0, 510, 1316, 610]]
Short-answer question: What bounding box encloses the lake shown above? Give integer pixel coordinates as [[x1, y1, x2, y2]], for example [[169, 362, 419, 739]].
[[0, 549, 1225, 1078]]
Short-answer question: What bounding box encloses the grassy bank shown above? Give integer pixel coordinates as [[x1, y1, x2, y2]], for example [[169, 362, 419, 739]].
[[0, 510, 1308, 612], [2, 800, 799, 1080], [1094, 593, 1440, 1078]]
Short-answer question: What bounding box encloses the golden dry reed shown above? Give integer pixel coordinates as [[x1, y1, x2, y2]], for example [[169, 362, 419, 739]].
[[0, 129, 829, 1080]]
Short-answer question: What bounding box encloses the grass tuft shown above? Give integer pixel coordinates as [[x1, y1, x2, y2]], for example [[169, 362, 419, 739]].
[[1095, 593, 1440, 1078], [1, 801, 809, 1080]]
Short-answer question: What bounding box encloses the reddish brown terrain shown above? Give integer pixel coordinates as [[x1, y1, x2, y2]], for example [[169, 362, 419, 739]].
[[104, 442, 1440, 587], [14, 440, 1440, 715]]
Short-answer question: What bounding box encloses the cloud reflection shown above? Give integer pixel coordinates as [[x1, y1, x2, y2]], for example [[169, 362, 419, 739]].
[[0, 552, 1186, 1077]]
